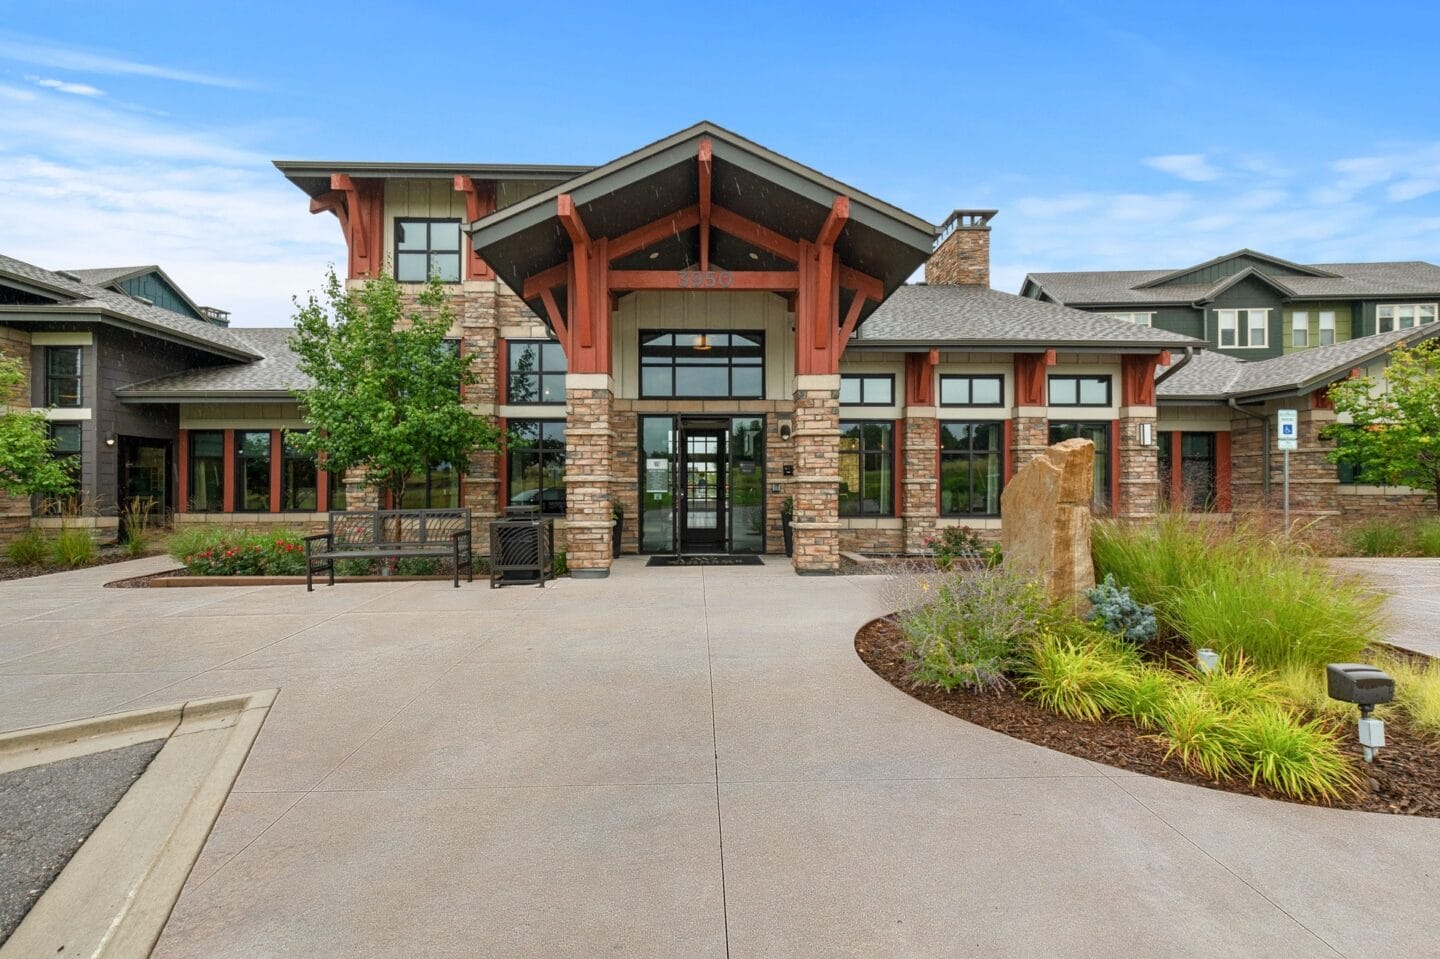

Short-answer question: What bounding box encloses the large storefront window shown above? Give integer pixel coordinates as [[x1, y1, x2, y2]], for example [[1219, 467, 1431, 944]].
[[401, 462, 459, 510], [940, 422, 1003, 516], [189, 431, 224, 512], [235, 431, 271, 512], [281, 431, 318, 511], [507, 420, 566, 515], [1049, 421, 1111, 513], [507, 340, 566, 404], [839, 421, 894, 517], [639, 331, 764, 398], [1159, 432, 1217, 511]]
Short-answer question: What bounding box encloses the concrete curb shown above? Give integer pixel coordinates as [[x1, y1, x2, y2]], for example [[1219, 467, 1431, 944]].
[[0, 690, 277, 958]]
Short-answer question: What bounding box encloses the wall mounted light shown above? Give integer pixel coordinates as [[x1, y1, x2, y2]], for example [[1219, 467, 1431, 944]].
[[104, 434, 116, 447], [778, 421, 792, 442], [1139, 422, 1154, 446]]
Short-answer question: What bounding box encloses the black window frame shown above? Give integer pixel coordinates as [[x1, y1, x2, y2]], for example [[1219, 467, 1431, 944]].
[[393, 217, 462, 284], [46, 346, 82, 408], [1159, 431, 1219, 512], [839, 374, 895, 407], [1048, 374, 1112, 408], [939, 374, 1005, 408], [400, 460, 460, 510], [280, 430, 319, 512], [638, 330, 765, 399], [45, 422, 82, 514], [188, 429, 225, 513], [939, 421, 1004, 517], [838, 419, 895, 518], [506, 419, 567, 516], [1048, 420, 1113, 513], [506, 338, 567, 405], [234, 430, 272, 513]]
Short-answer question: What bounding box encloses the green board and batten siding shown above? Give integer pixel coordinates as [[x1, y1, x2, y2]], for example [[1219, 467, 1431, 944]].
[[1159, 254, 1316, 287], [116, 273, 205, 322], [1203, 274, 1287, 359], [1281, 303, 1353, 353]]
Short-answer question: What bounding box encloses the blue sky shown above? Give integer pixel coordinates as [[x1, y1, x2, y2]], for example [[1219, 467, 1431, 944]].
[[1, 0, 1437, 326]]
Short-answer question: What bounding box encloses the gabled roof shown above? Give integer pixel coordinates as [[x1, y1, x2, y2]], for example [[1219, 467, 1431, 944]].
[[1134, 248, 1338, 289], [466, 120, 937, 306], [1026, 257, 1440, 307], [856, 284, 1201, 351], [1159, 326, 1440, 401], [0, 254, 257, 360], [116, 328, 306, 399], [1199, 265, 1296, 302], [63, 264, 209, 322]]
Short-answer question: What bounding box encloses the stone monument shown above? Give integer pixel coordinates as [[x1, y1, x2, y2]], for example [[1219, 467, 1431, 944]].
[[1000, 438, 1097, 603]]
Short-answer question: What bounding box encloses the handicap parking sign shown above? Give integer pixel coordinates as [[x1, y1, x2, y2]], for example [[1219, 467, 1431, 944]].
[[1277, 409, 1298, 451]]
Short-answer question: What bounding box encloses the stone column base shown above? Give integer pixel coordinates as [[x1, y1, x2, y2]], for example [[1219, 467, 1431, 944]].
[[565, 378, 615, 576], [791, 381, 841, 574]]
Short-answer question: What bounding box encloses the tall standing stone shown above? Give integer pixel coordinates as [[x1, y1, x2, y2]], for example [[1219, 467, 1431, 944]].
[[1000, 438, 1097, 603]]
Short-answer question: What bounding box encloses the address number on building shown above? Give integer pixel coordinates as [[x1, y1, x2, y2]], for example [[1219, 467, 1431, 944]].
[[676, 270, 734, 289]]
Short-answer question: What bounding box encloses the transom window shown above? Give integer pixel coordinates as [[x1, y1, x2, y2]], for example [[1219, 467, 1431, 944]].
[[1216, 308, 1269, 348], [640, 331, 764, 398], [839, 421, 894, 517], [507, 419, 566, 515], [1378, 303, 1437, 333], [940, 422, 1003, 516], [46, 346, 82, 407], [840, 374, 894, 406], [940, 374, 1004, 407], [1099, 312, 1153, 326], [1048, 375, 1111, 407], [394, 218, 461, 283], [507, 340, 566, 404]]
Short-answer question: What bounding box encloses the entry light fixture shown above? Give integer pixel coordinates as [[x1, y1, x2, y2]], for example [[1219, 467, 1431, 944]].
[[104, 434, 116, 447], [693, 334, 712, 352], [1139, 422, 1154, 446], [748, 251, 760, 260], [648, 251, 660, 260]]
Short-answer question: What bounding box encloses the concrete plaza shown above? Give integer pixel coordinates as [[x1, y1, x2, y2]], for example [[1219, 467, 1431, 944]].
[[1, 556, 1437, 957]]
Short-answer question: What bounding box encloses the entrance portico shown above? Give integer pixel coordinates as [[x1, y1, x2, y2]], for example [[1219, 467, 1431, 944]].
[[467, 122, 934, 577]]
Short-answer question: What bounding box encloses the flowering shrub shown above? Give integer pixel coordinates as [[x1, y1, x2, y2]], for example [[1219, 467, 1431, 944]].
[[178, 530, 308, 576]]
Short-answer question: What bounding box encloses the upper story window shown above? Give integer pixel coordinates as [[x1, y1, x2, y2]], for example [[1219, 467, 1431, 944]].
[[507, 340, 566, 404], [1048, 374, 1111, 407], [1099, 312, 1153, 326], [840, 374, 894, 406], [1216, 308, 1269, 348], [1378, 303, 1437, 333], [640, 331, 763, 398], [940, 374, 1004, 407], [1292, 311, 1310, 348], [1319, 310, 1336, 346], [46, 346, 82, 407], [395, 218, 461, 283]]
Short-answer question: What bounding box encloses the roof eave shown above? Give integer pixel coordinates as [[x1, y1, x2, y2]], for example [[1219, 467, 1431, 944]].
[[0, 306, 259, 361]]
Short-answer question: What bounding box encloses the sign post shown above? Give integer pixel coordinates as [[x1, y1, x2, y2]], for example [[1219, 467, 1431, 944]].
[[1277, 409, 1298, 535]]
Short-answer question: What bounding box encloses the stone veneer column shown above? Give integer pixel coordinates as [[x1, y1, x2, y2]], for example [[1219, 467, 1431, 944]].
[[342, 466, 380, 511], [0, 325, 33, 543], [1010, 412, 1049, 474], [564, 373, 615, 577], [791, 376, 841, 574], [459, 279, 506, 550], [902, 409, 939, 553], [1116, 406, 1159, 520]]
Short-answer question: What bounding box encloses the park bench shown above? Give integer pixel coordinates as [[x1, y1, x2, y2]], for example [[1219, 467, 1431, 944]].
[[303, 508, 474, 590]]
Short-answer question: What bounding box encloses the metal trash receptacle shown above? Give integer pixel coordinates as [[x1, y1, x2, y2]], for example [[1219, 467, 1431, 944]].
[[489, 514, 554, 588]]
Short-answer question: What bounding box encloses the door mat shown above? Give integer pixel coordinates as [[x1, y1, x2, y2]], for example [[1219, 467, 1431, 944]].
[[646, 555, 765, 567]]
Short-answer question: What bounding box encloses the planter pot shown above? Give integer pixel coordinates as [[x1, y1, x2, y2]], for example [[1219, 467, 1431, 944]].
[[781, 515, 794, 557], [612, 517, 624, 558]]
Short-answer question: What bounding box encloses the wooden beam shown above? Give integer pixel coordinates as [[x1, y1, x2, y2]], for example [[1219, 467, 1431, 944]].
[[839, 292, 866, 344], [698, 138, 713, 272], [607, 270, 801, 291], [838, 265, 884, 304], [308, 191, 349, 235], [607, 206, 701, 261], [816, 195, 850, 247], [538, 287, 568, 344], [1043, 348, 1057, 366], [521, 262, 570, 300], [709, 206, 800, 263], [557, 194, 589, 247], [452, 176, 496, 280]]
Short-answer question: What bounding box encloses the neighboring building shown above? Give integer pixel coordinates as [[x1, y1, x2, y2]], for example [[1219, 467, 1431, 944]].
[[1024, 252, 1440, 525], [3, 123, 1434, 570], [1021, 249, 1440, 360]]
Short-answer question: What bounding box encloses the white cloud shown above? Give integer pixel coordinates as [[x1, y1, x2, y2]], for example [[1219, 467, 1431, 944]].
[[1143, 153, 1222, 182], [0, 33, 251, 89], [27, 75, 104, 97], [0, 85, 341, 326]]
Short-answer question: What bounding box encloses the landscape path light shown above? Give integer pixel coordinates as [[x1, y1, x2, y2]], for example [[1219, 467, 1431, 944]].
[[1326, 663, 1396, 763]]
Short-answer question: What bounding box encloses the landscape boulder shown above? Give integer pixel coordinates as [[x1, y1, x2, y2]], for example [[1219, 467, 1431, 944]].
[[1000, 438, 1096, 604]]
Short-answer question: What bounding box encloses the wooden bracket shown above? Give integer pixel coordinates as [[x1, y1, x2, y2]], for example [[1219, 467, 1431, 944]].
[[698, 138, 713, 271]]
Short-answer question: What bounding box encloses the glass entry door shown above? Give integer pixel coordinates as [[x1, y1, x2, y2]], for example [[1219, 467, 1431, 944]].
[[680, 428, 727, 552], [118, 436, 171, 538]]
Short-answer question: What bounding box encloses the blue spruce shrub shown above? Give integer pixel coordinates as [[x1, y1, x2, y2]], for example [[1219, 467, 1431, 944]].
[[1084, 573, 1158, 645]]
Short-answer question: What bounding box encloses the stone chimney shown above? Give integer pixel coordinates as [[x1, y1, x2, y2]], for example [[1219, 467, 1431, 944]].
[[926, 209, 996, 287]]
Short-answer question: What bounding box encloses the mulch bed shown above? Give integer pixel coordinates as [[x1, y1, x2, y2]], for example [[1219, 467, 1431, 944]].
[[856, 616, 1440, 818], [0, 550, 153, 583]]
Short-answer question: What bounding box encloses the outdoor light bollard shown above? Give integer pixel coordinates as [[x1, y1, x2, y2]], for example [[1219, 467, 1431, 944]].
[[1196, 648, 1220, 674], [1326, 663, 1396, 763]]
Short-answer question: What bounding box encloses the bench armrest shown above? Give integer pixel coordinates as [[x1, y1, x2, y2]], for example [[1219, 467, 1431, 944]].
[[303, 532, 332, 556]]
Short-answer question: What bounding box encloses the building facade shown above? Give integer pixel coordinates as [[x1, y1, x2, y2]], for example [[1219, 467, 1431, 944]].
[[3, 123, 1435, 571]]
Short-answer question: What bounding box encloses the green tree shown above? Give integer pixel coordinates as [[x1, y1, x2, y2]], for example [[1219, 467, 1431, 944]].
[[1326, 339, 1440, 509], [0, 351, 76, 497], [289, 270, 502, 507]]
